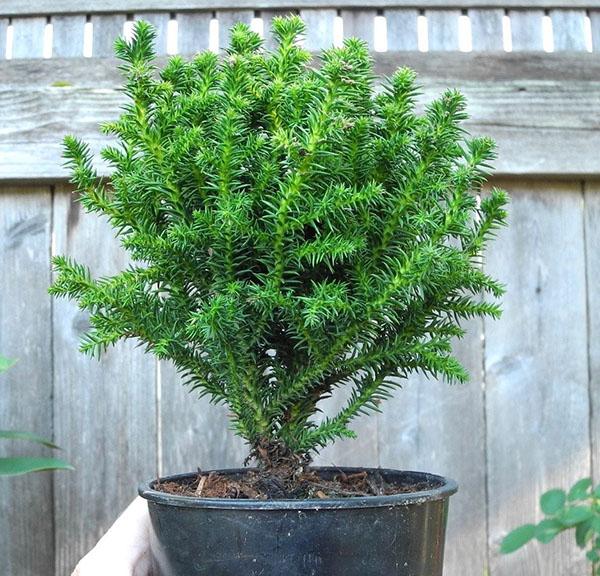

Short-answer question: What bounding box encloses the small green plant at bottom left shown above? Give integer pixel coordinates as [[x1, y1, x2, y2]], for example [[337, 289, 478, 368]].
[[0, 356, 72, 476]]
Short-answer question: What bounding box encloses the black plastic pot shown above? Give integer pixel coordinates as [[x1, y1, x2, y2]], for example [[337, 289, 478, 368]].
[[139, 467, 457, 576]]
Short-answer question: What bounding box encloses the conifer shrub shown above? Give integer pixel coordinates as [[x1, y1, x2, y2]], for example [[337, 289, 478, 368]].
[[50, 16, 508, 477]]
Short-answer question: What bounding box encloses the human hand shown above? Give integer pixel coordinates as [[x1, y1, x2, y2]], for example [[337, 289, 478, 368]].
[[72, 496, 153, 576]]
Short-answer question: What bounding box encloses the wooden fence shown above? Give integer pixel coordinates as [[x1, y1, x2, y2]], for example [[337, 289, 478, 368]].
[[0, 1, 599, 575]]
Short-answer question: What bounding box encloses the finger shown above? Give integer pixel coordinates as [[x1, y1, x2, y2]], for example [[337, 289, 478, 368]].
[[72, 553, 137, 576], [70, 498, 151, 576], [132, 550, 154, 576], [72, 561, 135, 576]]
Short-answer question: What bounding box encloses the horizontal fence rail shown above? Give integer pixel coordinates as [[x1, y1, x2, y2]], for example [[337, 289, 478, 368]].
[[1, 7, 600, 59], [1, 52, 600, 180], [4, 0, 600, 15], [0, 0, 599, 181]]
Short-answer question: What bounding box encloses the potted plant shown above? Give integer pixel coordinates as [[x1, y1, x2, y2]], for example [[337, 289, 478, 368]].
[[50, 16, 508, 576]]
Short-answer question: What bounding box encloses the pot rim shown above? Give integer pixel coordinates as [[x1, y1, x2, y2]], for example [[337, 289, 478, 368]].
[[139, 467, 458, 510]]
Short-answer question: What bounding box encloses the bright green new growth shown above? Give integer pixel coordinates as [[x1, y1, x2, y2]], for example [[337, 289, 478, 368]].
[[50, 17, 507, 468]]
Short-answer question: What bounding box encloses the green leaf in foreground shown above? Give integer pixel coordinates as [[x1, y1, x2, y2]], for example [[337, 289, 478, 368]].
[[502, 477, 600, 566], [587, 550, 600, 563], [540, 489, 567, 515], [501, 524, 536, 553], [568, 478, 592, 501], [560, 506, 594, 527], [535, 518, 563, 543], [575, 519, 593, 548], [0, 457, 74, 477], [0, 430, 60, 449]]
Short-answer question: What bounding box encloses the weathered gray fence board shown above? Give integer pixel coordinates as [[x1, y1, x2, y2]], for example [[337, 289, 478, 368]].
[[378, 322, 487, 576], [378, 18, 488, 575], [2, 53, 600, 181], [585, 182, 600, 487], [509, 9, 544, 51], [0, 186, 54, 576], [0, 21, 55, 576], [386, 8, 418, 50], [485, 181, 590, 576], [4, 47, 600, 86], [177, 11, 211, 53], [91, 14, 126, 57], [4, 0, 600, 17], [426, 9, 460, 51], [551, 9, 588, 51], [341, 9, 376, 49], [0, 18, 8, 59], [469, 8, 504, 50], [160, 362, 248, 475], [52, 14, 86, 57], [52, 186, 158, 575], [11, 16, 46, 59], [591, 11, 600, 52], [300, 8, 337, 49]]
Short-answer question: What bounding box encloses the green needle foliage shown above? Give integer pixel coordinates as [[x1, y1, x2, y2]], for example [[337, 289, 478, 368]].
[[50, 16, 508, 471]]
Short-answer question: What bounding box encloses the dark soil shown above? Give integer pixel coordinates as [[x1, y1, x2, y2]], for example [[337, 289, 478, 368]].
[[156, 468, 439, 500]]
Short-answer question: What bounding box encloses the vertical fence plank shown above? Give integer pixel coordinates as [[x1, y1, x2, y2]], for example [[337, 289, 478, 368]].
[[586, 183, 600, 491], [299, 9, 336, 50], [177, 11, 210, 54], [135, 12, 170, 55], [52, 15, 86, 58], [11, 16, 45, 59], [0, 18, 8, 59], [386, 9, 418, 51], [486, 181, 590, 576], [591, 11, 600, 52], [91, 14, 125, 57], [378, 324, 486, 576], [426, 9, 460, 51], [470, 9, 504, 51], [52, 186, 157, 575], [0, 186, 54, 576], [160, 362, 248, 475], [551, 9, 588, 51], [509, 10, 544, 51], [217, 10, 253, 51], [341, 9, 376, 49]]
